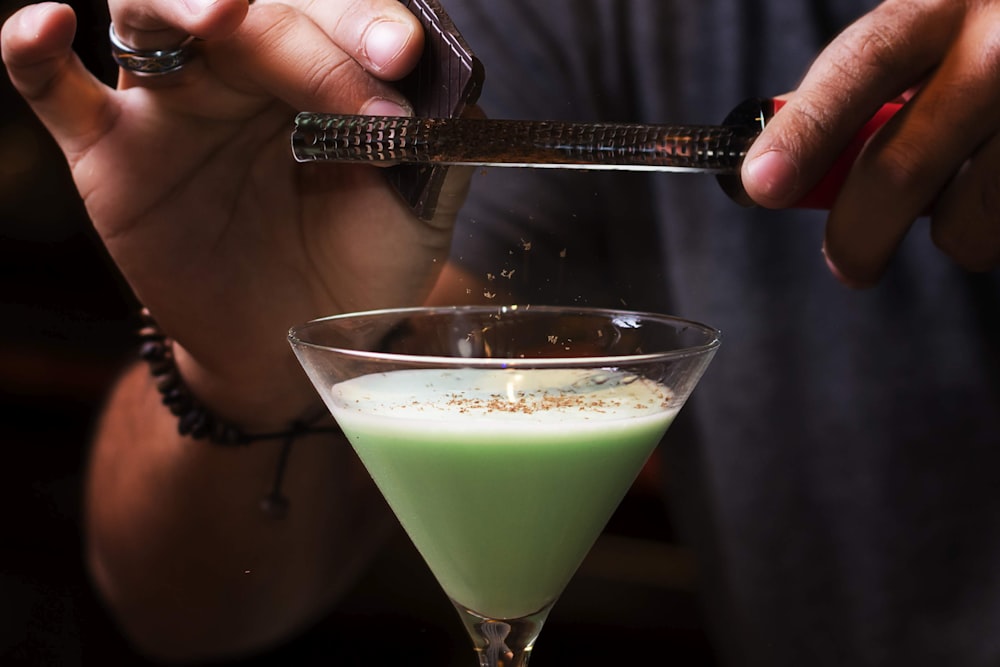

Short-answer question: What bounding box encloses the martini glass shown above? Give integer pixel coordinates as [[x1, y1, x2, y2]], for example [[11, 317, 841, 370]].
[[288, 305, 719, 666]]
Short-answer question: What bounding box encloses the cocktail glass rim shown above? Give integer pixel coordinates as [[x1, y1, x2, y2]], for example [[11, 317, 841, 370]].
[[287, 304, 721, 366]]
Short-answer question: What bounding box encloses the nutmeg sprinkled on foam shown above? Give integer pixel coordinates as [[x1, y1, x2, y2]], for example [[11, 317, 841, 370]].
[[330, 368, 675, 422], [441, 381, 672, 415]]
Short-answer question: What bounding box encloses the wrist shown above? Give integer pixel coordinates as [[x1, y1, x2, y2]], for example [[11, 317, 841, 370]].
[[138, 309, 329, 439], [136, 308, 342, 520], [174, 345, 324, 435]]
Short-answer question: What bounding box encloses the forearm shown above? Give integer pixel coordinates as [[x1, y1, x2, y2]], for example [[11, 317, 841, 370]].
[[85, 362, 393, 663]]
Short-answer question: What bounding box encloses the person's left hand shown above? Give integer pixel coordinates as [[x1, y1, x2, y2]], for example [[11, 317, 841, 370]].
[[741, 0, 1000, 287]]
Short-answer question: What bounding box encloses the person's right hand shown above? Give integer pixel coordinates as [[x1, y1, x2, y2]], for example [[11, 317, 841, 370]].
[[2, 0, 471, 431]]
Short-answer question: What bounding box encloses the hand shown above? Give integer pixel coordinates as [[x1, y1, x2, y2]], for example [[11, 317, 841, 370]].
[[741, 0, 1000, 287], [2, 0, 470, 428]]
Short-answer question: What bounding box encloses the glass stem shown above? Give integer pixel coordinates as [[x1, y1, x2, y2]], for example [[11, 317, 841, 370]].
[[452, 601, 554, 667]]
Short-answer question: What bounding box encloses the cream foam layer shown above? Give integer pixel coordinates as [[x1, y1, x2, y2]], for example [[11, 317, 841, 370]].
[[327, 368, 676, 426]]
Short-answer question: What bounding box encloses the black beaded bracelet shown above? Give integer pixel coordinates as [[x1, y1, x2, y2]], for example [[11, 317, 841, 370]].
[[137, 308, 342, 518]]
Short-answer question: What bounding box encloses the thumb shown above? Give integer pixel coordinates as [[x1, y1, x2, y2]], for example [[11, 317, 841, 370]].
[[2, 3, 116, 160]]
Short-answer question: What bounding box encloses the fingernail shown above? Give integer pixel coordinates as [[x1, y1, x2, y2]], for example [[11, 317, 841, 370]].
[[360, 97, 412, 117], [363, 20, 413, 73], [744, 149, 799, 206]]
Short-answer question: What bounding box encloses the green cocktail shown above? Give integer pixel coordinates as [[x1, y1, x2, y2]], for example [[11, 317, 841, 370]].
[[328, 368, 678, 619], [289, 306, 719, 667]]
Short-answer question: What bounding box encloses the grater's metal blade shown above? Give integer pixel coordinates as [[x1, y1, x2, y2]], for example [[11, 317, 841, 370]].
[[292, 114, 761, 174]]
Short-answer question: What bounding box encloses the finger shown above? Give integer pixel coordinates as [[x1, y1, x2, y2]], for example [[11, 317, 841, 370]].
[[2, 3, 117, 157], [108, 0, 249, 51], [285, 0, 424, 80], [742, 0, 962, 208], [209, 3, 416, 116], [824, 4, 1000, 285], [929, 134, 1000, 273]]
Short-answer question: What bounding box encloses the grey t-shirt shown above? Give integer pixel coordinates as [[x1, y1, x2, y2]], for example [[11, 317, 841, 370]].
[[444, 1, 1000, 665]]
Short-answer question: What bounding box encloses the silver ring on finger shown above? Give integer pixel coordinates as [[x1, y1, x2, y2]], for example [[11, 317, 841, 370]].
[[109, 23, 196, 76]]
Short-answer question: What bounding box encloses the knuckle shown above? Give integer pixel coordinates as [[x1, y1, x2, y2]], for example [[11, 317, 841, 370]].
[[827, 7, 912, 81], [247, 3, 370, 104], [247, 3, 298, 45], [871, 136, 935, 193], [932, 226, 1000, 271], [300, 58, 358, 103], [932, 172, 1000, 271], [857, 20, 907, 71]]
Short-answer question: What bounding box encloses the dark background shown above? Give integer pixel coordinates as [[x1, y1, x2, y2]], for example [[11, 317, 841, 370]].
[[0, 1, 717, 663]]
